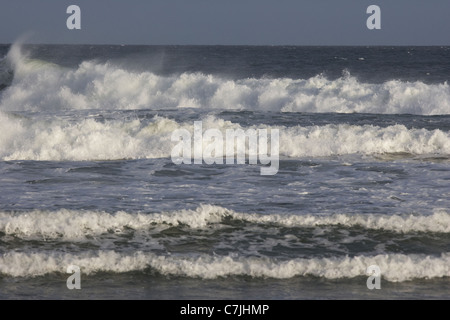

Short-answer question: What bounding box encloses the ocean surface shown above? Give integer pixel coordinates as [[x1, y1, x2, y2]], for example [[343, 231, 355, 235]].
[[0, 44, 449, 300]]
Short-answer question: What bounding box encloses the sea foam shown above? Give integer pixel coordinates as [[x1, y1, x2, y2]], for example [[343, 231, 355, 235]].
[[1, 250, 449, 281], [1, 45, 450, 114], [0, 113, 449, 161], [1, 205, 449, 240]]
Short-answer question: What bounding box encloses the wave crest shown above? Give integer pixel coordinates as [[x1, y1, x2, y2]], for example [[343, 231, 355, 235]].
[[1, 205, 449, 240], [1, 250, 449, 281], [0, 45, 449, 114], [0, 114, 449, 161]]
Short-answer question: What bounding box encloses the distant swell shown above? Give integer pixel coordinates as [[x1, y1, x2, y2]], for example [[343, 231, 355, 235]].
[[1, 205, 449, 240], [0, 45, 449, 114], [1, 251, 449, 281], [0, 114, 449, 161]]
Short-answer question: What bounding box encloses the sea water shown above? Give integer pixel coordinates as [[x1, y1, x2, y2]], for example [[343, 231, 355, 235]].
[[0, 44, 449, 299]]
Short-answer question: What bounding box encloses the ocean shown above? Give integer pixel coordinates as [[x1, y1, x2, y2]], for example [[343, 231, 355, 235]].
[[0, 44, 449, 300]]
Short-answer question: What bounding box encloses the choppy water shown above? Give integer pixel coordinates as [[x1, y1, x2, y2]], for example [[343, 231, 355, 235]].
[[0, 44, 449, 299]]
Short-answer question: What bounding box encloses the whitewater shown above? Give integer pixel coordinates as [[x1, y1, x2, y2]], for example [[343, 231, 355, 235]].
[[1, 45, 450, 115]]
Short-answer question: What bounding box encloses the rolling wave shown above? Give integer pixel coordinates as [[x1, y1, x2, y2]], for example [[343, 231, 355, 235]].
[[0, 114, 449, 161], [1, 205, 449, 240], [1, 45, 449, 114], [1, 250, 449, 281]]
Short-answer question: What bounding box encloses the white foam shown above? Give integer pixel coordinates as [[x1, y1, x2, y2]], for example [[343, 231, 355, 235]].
[[1, 46, 449, 114], [236, 209, 450, 233], [0, 114, 176, 161], [1, 250, 449, 281], [1, 205, 449, 240], [0, 206, 220, 240], [0, 114, 449, 161], [279, 124, 450, 157]]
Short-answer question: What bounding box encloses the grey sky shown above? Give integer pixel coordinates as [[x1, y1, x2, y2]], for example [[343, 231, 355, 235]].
[[0, 0, 449, 45]]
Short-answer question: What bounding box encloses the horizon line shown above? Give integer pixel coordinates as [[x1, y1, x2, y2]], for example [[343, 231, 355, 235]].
[[1, 43, 450, 47]]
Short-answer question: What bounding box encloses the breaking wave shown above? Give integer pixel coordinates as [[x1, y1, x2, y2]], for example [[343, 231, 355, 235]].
[[0, 114, 449, 161], [1, 250, 449, 281], [1, 205, 449, 240], [1, 44, 450, 115]]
